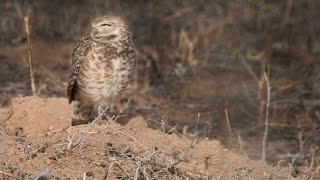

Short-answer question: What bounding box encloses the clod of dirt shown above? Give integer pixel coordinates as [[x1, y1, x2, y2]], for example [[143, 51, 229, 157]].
[[48, 153, 63, 161], [17, 170, 28, 178], [15, 137, 26, 143], [37, 146, 46, 153], [99, 161, 109, 168], [85, 171, 93, 177], [8, 165, 17, 173], [31, 153, 37, 159], [10, 127, 24, 137]]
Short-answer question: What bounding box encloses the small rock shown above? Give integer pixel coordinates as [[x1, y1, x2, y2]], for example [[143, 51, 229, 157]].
[[49, 153, 62, 161], [16, 137, 26, 143], [8, 165, 17, 173], [105, 145, 116, 156], [107, 156, 116, 162], [86, 171, 93, 177], [37, 146, 46, 153], [290, 166, 299, 177], [31, 153, 37, 159], [18, 170, 28, 178], [24, 144, 32, 153], [33, 170, 51, 180], [99, 161, 109, 168], [12, 128, 23, 136], [20, 156, 30, 162]]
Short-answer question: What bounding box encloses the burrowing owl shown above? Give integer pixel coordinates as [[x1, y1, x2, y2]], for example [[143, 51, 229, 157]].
[[67, 16, 135, 125]]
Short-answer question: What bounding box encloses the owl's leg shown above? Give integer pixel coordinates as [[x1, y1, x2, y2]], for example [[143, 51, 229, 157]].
[[116, 97, 132, 113], [109, 96, 122, 113], [71, 101, 94, 126]]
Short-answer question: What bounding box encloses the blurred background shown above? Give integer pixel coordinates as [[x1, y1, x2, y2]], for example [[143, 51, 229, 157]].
[[1, 0, 320, 167]]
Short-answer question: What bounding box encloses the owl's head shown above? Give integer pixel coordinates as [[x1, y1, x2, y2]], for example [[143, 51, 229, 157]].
[[90, 16, 128, 43]]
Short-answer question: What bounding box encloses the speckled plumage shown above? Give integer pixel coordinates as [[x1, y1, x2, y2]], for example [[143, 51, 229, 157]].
[[67, 16, 135, 125]]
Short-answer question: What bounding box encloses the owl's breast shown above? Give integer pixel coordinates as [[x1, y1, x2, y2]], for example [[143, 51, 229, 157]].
[[77, 46, 134, 104]]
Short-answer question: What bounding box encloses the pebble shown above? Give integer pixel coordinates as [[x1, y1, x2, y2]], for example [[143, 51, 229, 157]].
[[99, 161, 109, 168], [86, 171, 93, 177], [24, 144, 32, 153], [16, 137, 26, 143], [37, 146, 46, 153], [49, 153, 62, 161], [18, 170, 28, 178], [8, 165, 17, 173], [31, 153, 37, 159]]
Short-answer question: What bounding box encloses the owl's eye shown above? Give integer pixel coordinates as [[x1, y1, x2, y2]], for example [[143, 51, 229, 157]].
[[101, 23, 111, 27]]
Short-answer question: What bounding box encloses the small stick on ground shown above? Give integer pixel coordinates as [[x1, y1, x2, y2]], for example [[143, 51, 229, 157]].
[[24, 12, 36, 96]]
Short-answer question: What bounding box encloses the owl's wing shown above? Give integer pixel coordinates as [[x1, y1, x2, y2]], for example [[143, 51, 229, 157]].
[[67, 37, 91, 104]]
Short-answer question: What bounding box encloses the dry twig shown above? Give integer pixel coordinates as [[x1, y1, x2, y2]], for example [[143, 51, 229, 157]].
[[224, 108, 232, 147], [262, 72, 271, 161], [167, 123, 208, 169], [24, 12, 36, 96]]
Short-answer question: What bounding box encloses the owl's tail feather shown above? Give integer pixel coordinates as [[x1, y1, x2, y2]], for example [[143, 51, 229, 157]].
[[67, 77, 78, 104]]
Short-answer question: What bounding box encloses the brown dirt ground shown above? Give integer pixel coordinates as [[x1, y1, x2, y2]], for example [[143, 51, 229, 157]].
[[0, 97, 302, 179]]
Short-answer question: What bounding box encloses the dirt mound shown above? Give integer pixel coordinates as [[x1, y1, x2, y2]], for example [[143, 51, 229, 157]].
[[3, 96, 70, 135], [0, 97, 299, 179]]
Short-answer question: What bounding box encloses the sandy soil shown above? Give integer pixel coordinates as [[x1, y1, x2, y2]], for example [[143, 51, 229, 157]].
[[0, 96, 302, 179]]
